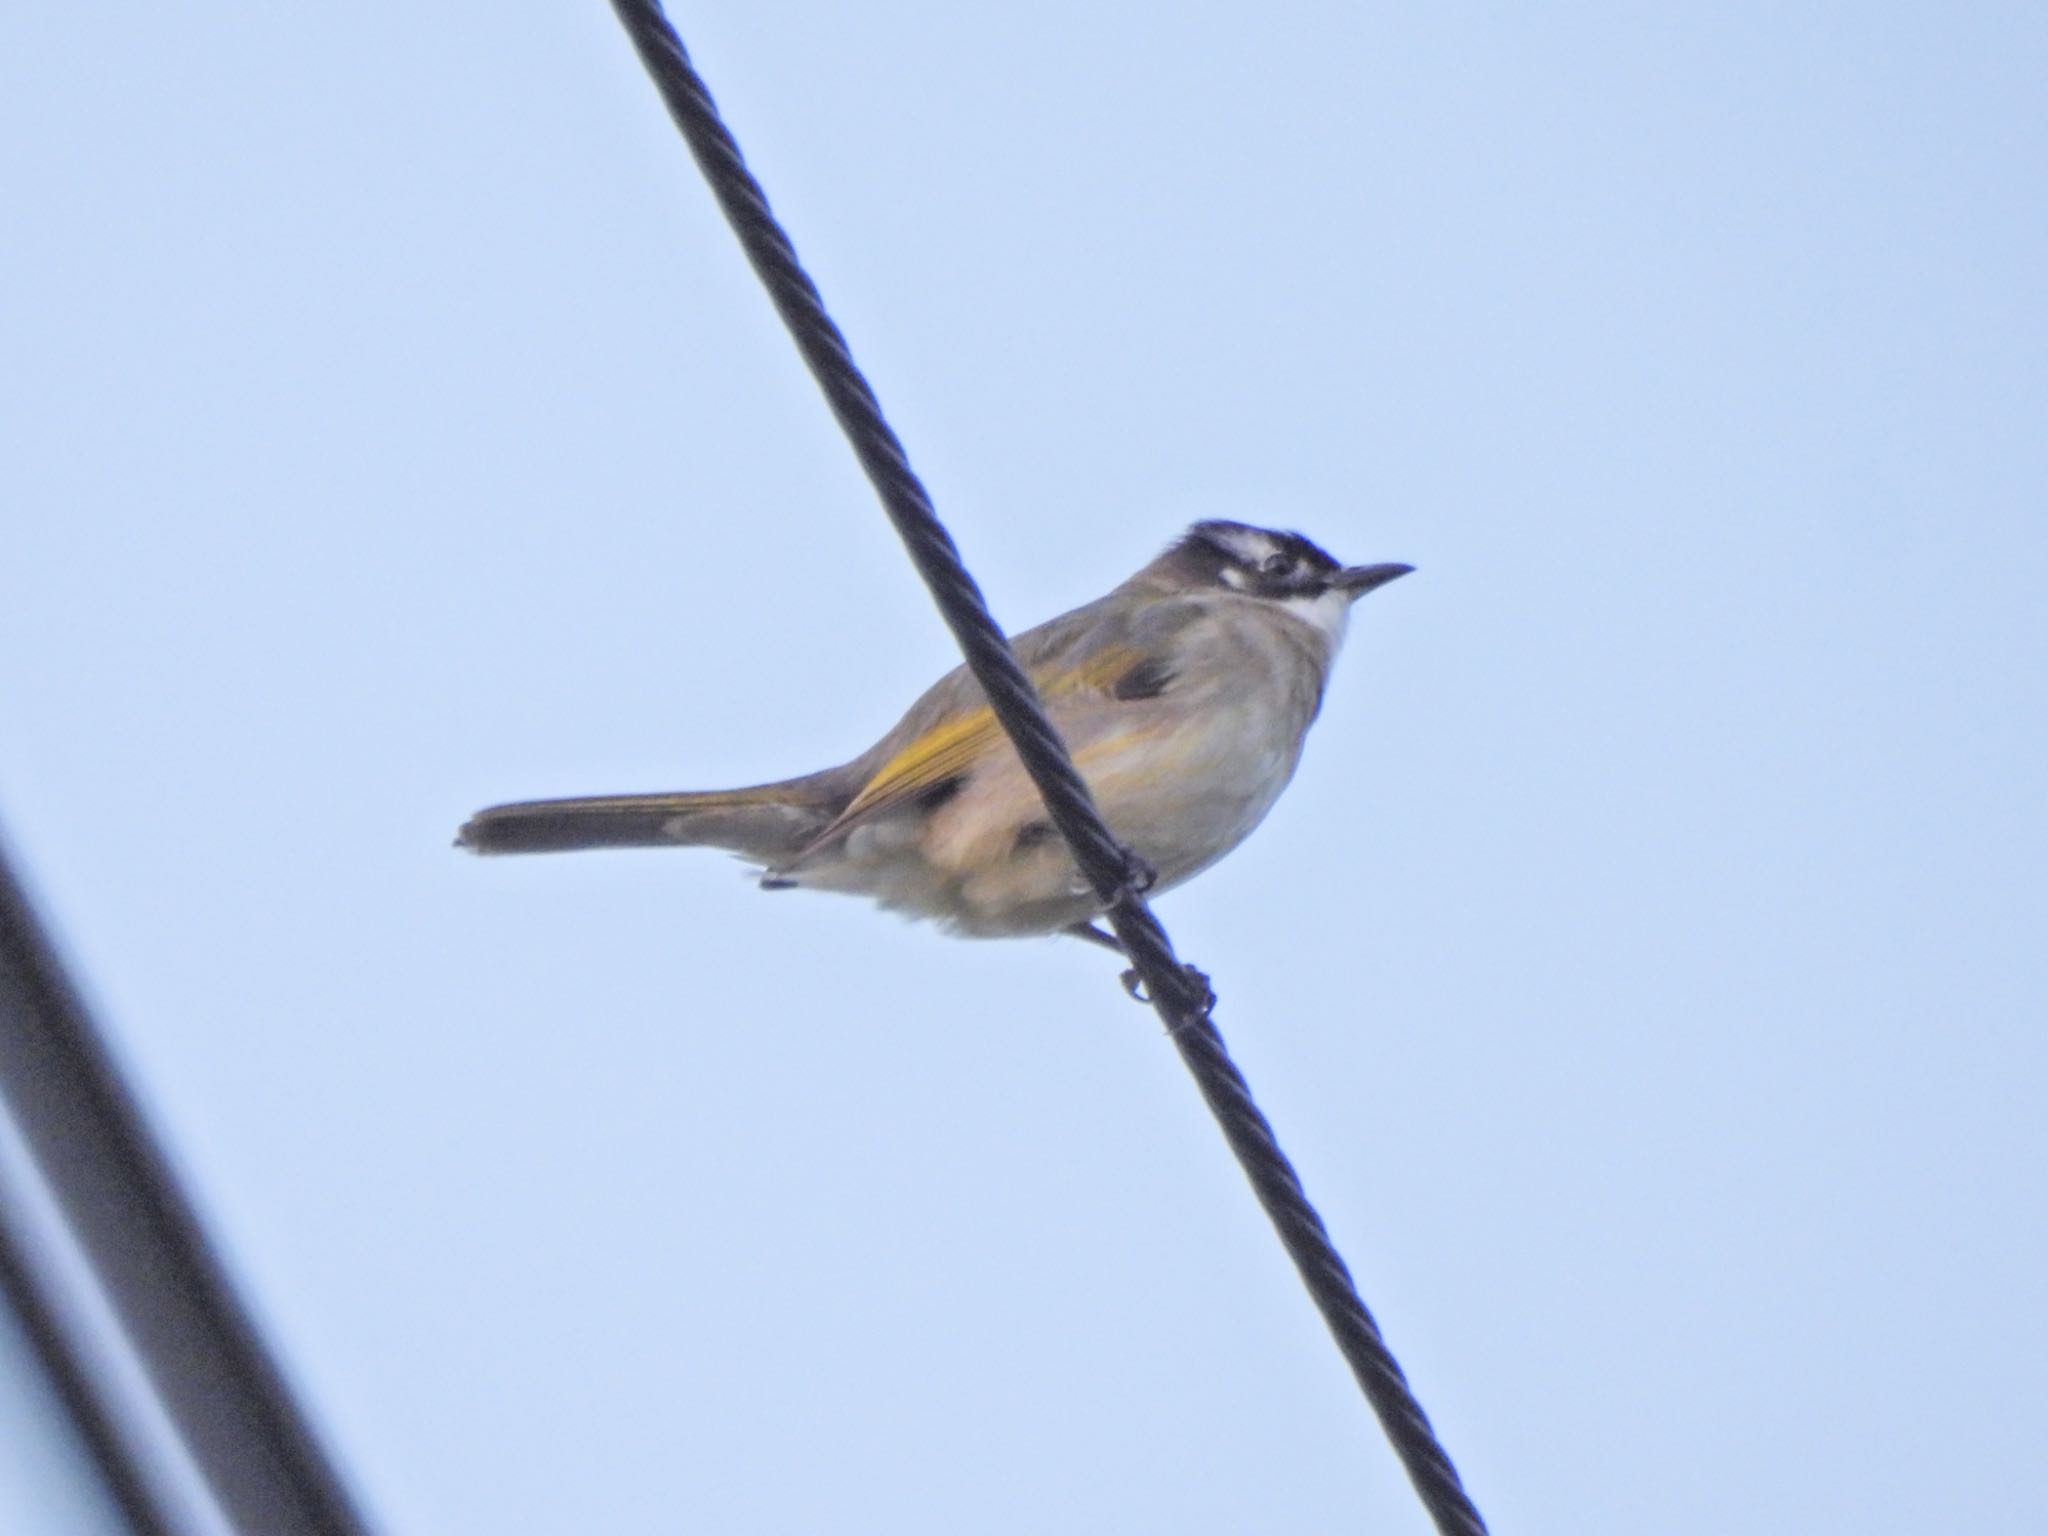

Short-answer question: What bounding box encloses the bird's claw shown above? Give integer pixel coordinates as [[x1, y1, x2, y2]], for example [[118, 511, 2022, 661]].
[[1117, 848, 1159, 897], [1120, 963, 1216, 1026]]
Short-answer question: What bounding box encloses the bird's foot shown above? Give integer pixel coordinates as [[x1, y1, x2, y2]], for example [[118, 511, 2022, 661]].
[[1068, 922, 1214, 1026], [1117, 848, 1159, 896], [1120, 963, 1217, 1026]]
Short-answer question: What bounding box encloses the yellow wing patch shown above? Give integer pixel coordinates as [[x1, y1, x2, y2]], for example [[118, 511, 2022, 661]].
[[829, 644, 1147, 831], [839, 705, 1002, 822]]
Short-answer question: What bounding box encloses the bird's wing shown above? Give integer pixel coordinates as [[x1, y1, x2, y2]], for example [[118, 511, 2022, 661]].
[[795, 595, 1200, 851]]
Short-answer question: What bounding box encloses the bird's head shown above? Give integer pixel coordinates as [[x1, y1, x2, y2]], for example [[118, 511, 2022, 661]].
[[1133, 520, 1412, 642]]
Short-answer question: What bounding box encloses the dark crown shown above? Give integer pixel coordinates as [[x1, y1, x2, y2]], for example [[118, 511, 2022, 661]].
[[1161, 520, 1344, 599]]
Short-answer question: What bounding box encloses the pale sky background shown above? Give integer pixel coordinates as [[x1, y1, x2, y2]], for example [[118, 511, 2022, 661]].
[[3, 3, 2045, 1532]]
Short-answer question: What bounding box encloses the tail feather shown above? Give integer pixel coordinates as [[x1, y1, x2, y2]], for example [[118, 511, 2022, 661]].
[[457, 782, 838, 864]]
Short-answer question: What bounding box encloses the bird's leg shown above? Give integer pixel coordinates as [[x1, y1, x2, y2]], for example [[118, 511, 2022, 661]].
[[1063, 921, 1127, 955]]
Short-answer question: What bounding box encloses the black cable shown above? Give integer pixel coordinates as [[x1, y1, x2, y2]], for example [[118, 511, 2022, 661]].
[[605, 6, 1489, 1532], [0, 1173, 179, 1536], [0, 840, 374, 1536]]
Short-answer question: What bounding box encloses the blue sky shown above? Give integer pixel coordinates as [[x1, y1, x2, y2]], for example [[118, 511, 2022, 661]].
[[3, 3, 2045, 1532]]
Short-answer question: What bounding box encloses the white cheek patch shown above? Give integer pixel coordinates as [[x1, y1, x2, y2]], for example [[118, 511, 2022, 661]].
[[1220, 565, 1248, 589], [1282, 586, 1352, 648]]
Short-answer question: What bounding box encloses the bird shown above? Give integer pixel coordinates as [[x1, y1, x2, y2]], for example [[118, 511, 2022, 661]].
[[457, 521, 1410, 947]]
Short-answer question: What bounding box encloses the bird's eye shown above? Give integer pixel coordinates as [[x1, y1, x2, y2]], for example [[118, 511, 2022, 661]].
[[1261, 553, 1296, 578]]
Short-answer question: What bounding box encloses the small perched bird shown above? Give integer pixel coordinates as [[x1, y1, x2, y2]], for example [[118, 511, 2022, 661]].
[[458, 521, 1410, 944]]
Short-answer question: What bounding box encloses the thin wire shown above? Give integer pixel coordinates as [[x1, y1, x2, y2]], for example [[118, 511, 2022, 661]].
[[604, 6, 1489, 1532], [0, 839, 374, 1536]]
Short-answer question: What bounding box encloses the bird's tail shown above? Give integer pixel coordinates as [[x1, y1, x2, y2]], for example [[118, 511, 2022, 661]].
[[456, 776, 840, 865]]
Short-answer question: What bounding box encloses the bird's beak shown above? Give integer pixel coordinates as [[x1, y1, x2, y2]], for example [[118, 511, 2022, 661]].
[[1334, 562, 1414, 601]]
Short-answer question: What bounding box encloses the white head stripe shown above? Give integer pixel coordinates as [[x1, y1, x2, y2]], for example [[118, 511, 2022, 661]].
[[1212, 526, 1278, 567]]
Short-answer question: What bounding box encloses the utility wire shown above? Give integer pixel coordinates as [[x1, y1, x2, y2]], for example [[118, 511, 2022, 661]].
[[0, 1167, 178, 1536], [605, 6, 1489, 1532], [0, 840, 373, 1536]]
